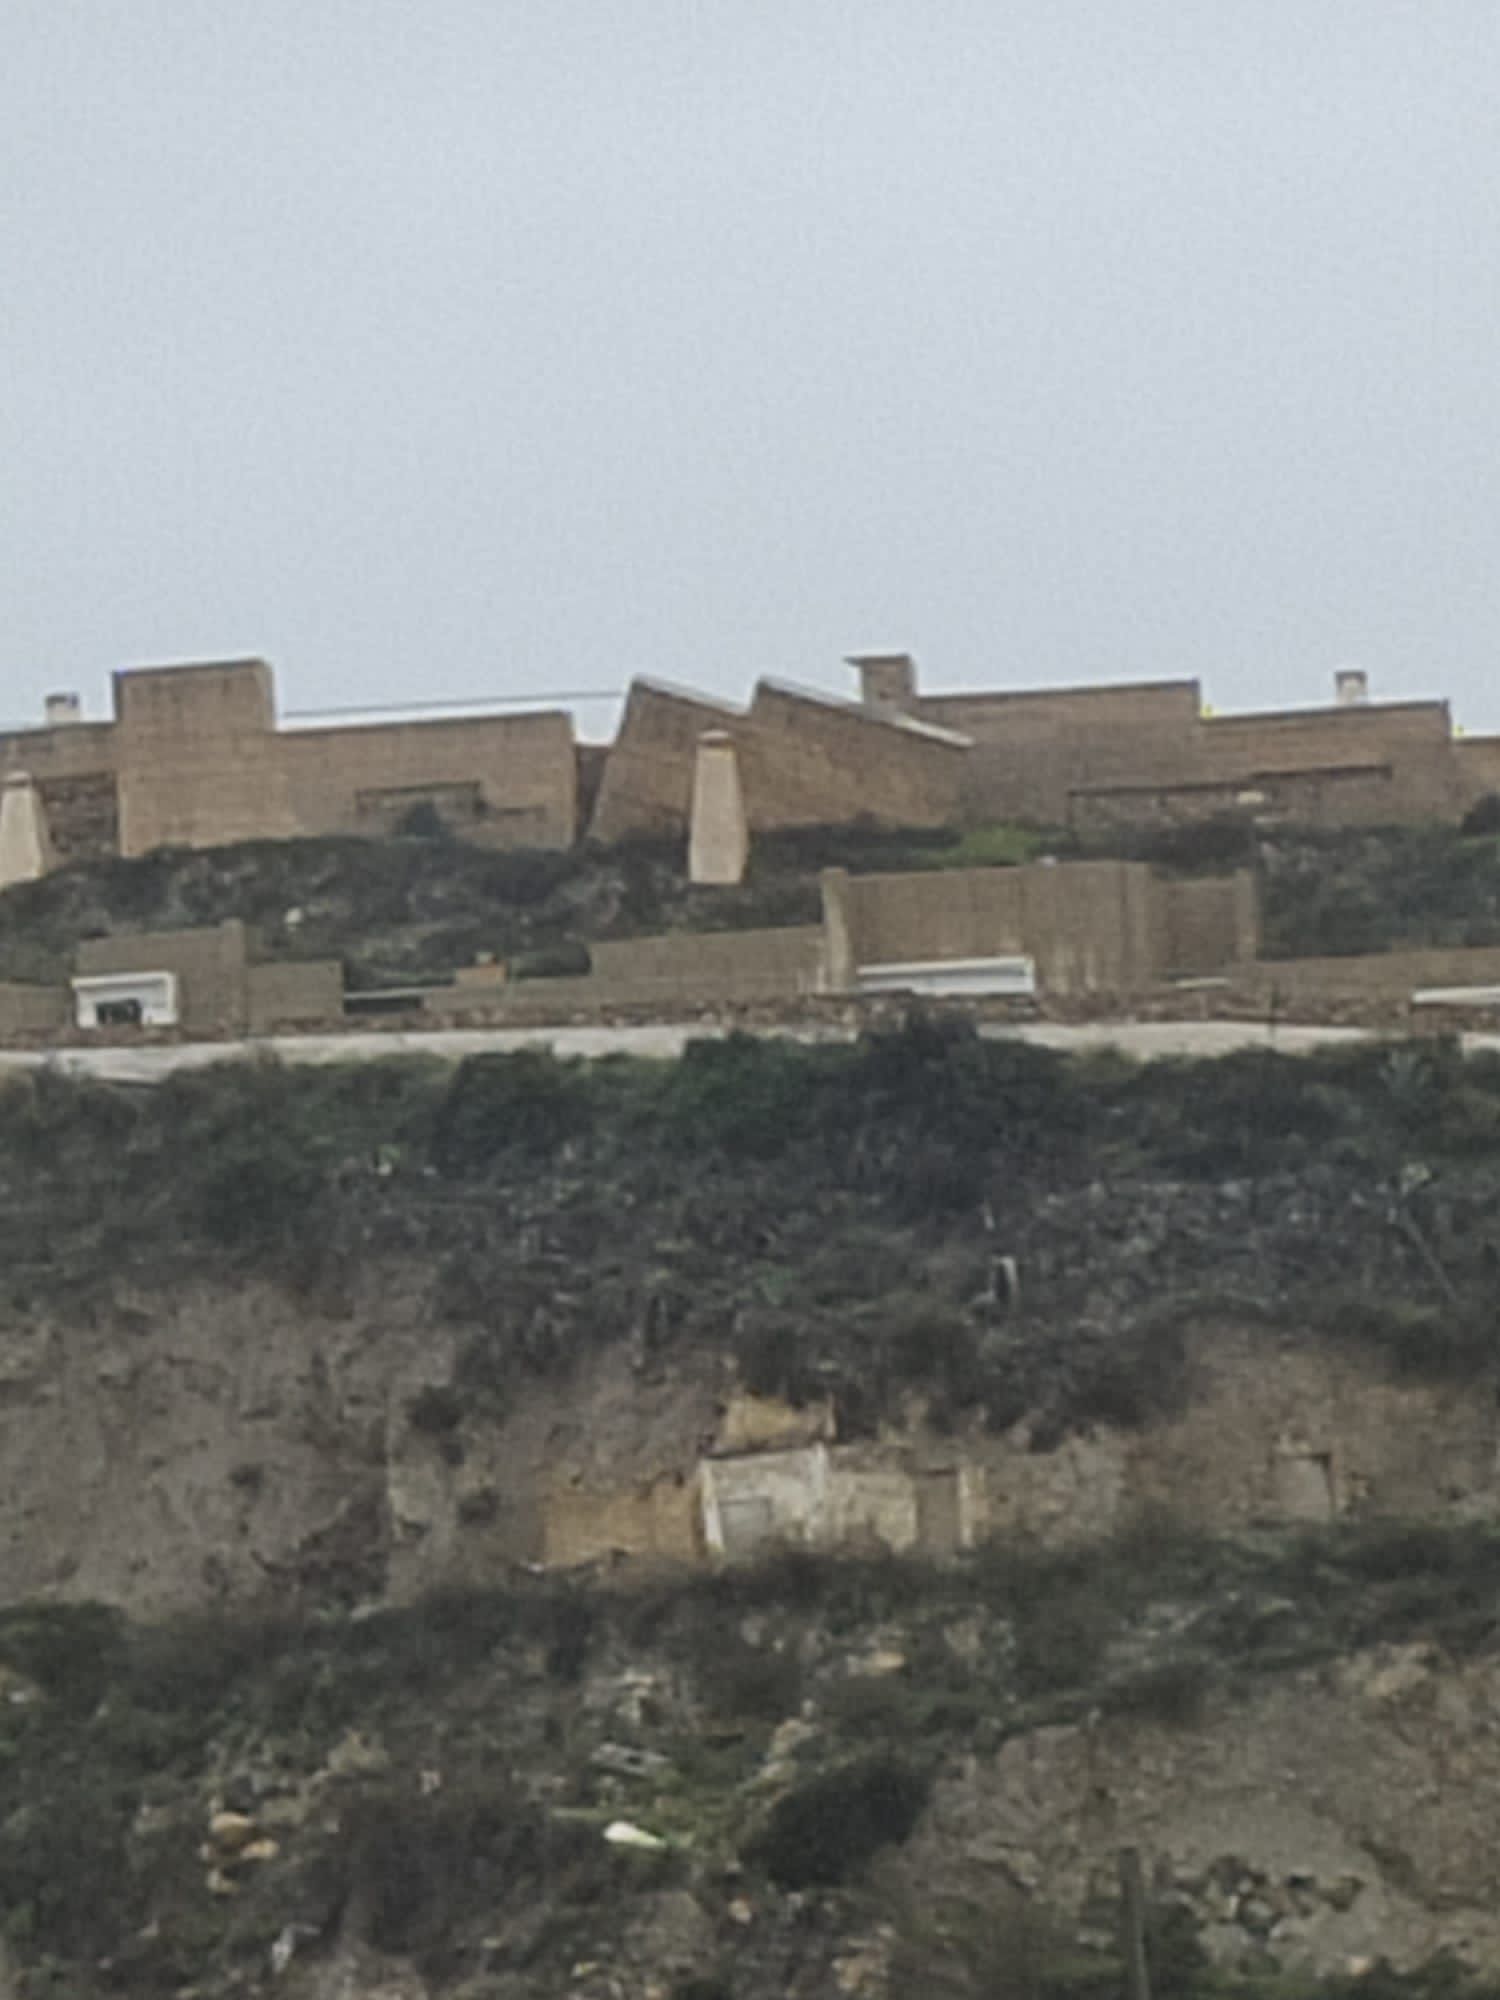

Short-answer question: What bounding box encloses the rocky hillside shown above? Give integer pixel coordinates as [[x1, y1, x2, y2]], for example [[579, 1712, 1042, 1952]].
[[3, 813, 1499, 992], [0, 823, 1004, 992], [8, 1525, 1500, 1999], [4, 1021, 1500, 1996]]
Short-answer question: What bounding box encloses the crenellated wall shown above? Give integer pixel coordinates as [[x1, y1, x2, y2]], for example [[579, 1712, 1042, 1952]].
[[0, 647, 1494, 871], [914, 680, 1204, 825], [587, 676, 967, 844]]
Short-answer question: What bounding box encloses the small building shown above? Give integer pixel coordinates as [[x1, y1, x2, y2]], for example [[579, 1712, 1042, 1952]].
[[71, 921, 343, 1037]]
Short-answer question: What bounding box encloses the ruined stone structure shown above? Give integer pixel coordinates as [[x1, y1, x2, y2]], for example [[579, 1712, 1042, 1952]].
[[687, 730, 749, 885], [0, 771, 54, 888], [587, 675, 969, 845], [4, 647, 1498, 877], [1, 658, 577, 862], [850, 653, 1498, 832], [819, 860, 1258, 997], [0, 921, 343, 1040]]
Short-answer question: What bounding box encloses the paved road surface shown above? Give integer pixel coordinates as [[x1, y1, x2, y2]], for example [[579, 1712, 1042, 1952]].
[[0, 1016, 1493, 1084]]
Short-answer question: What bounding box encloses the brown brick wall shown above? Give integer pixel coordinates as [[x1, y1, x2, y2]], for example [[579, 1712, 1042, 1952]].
[[1070, 764, 1399, 837], [589, 926, 823, 998], [35, 772, 119, 860], [246, 959, 345, 1032], [0, 982, 69, 1037], [0, 719, 121, 861], [827, 861, 1254, 994], [112, 663, 578, 857], [75, 920, 253, 1034], [831, 861, 1166, 995], [1246, 946, 1500, 998], [588, 682, 741, 842], [1456, 737, 1500, 812], [588, 678, 965, 844], [542, 1474, 701, 1567], [1199, 702, 1456, 818], [421, 925, 824, 1017], [915, 682, 1203, 824], [115, 662, 298, 854], [739, 682, 965, 830], [0, 720, 120, 783], [1155, 874, 1258, 978], [0, 656, 1486, 867], [278, 711, 576, 850], [915, 679, 1467, 830]]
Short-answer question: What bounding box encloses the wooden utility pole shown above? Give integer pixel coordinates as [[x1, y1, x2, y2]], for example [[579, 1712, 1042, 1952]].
[[1119, 1846, 1152, 2000]]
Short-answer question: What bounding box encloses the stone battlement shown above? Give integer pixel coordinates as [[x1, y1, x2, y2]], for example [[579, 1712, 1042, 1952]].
[[2, 650, 1495, 875]]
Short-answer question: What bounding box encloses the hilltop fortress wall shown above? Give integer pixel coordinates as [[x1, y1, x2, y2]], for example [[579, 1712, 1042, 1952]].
[[1, 659, 579, 860], [887, 663, 1472, 830], [1, 648, 1495, 867], [586, 676, 968, 843]]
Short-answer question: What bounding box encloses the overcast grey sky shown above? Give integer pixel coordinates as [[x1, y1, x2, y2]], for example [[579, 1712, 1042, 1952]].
[[4, 2, 1498, 736]]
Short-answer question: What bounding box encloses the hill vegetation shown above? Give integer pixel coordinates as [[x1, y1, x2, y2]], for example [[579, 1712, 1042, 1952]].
[[3, 1024, 1500, 1990], [4, 1018, 1500, 1434], [6, 1518, 1500, 1997], [1, 815, 1498, 991]]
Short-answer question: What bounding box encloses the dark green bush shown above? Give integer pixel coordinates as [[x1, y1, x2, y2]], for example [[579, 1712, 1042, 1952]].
[[0, 1770, 135, 1959], [658, 1032, 819, 1160], [344, 1781, 542, 1957], [744, 1752, 930, 1887], [696, 1636, 804, 1723], [432, 1049, 595, 1170], [1460, 794, 1500, 837], [1107, 1655, 1214, 1726], [511, 939, 592, 979], [0, 1602, 124, 1713]]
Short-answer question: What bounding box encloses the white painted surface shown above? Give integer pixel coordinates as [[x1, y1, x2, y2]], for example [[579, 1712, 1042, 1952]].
[[856, 954, 1038, 997], [71, 971, 179, 1030], [1412, 986, 1500, 1008], [0, 772, 54, 888]]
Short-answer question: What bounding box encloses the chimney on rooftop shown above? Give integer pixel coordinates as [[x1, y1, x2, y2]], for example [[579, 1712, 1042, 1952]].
[[848, 652, 917, 715], [44, 692, 82, 728], [1334, 668, 1369, 708]]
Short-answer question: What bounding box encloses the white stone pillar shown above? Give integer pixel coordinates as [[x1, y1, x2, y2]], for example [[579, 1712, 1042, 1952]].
[[0, 772, 55, 888], [688, 730, 749, 886]]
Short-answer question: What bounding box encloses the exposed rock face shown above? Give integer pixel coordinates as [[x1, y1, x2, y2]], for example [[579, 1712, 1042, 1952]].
[[905, 1644, 1500, 1977], [0, 1281, 1497, 1616], [0, 1273, 723, 1616]]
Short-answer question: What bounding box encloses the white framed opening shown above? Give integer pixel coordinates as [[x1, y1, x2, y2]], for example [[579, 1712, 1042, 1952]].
[[72, 971, 179, 1030], [854, 955, 1037, 998]]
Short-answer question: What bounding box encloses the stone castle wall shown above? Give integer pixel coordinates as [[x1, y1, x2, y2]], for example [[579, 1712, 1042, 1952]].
[[915, 681, 1468, 830], [3, 650, 1498, 870], [0, 720, 121, 860], [915, 680, 1204, 825], [823, 861, 1254, 995], [587, 677, 966, 844], [74, 919, 343, 1036], [0, 659, 578, 862]]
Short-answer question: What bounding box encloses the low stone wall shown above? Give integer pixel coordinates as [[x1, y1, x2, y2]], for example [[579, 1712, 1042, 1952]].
[[246, 959, 346, 1033], [0, 981, 68, 1038], [421, 925, 825, 1018], [1246, 945, 1500, 999], [588, 677, 966, 843], [822, 862, 1255, 995]]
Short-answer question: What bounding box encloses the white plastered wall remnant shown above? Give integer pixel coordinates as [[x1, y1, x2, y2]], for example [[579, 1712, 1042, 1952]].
[[0, 771, 55, 887], [688, 730, 749, 886]]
